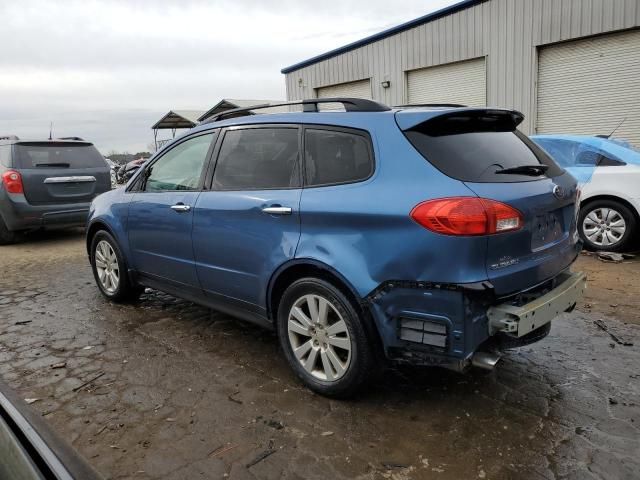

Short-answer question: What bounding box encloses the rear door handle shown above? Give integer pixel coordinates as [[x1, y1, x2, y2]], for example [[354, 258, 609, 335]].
[[171, 203, 191, 212], [262, 206, 292, 215]]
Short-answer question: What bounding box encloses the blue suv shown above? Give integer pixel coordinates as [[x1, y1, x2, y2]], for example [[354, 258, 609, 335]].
[[87, 98, 585, 397]]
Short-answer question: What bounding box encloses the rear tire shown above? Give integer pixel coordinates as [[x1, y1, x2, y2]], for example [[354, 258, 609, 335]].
[[579, 199, 636, 252], [277, 277, 374, 398], [0, 217, 17, 245], [90, 230, 141, 302]]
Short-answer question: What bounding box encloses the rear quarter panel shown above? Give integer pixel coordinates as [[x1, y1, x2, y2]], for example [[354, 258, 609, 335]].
[[296, 115, 489, 298]]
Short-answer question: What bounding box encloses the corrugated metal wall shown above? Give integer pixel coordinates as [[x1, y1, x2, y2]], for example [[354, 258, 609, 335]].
[[537, 29, 640, 145], [406, 57, 486, 106], [284, 0, 640, 134]]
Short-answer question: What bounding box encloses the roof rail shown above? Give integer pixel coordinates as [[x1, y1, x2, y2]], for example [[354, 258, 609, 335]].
[[0, 135, 19, 141], [203, 97, 390, 124], [57, 136, 85, 141], [394, 103, 467, 108]]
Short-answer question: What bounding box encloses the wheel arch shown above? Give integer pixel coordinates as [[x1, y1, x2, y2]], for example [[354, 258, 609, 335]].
[[266, 259, 363, 322], [86, 220, 116, 255], [267, 259, 385, 363]]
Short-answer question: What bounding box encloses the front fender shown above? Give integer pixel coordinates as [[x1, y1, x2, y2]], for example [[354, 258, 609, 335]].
[[86, 188, 133, 259]]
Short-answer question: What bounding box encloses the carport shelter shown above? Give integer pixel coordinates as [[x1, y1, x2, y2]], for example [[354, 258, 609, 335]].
[[152, 110, 205, 149]]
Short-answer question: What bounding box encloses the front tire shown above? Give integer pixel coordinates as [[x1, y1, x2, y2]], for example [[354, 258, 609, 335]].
[[277, 278, 374, 398], [90, 230, 141, 302], [579, 200, 637, 252]]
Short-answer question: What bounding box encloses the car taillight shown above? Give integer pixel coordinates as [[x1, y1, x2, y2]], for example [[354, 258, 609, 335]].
[[2, 170, 24, 194], [411, 197, 523, 236]]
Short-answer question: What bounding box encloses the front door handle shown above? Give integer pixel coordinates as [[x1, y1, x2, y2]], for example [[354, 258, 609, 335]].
[[171, 203, 191, 212], [262, 206, 292, 215]]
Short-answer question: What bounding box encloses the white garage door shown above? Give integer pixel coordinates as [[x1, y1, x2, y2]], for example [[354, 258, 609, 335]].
[[537, 30, 640, 147], [316, 79, 372, 99], [407, 58, 486, 107]]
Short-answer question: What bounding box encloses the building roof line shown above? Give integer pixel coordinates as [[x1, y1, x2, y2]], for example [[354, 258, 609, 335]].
[[281, 0, 483, 74]]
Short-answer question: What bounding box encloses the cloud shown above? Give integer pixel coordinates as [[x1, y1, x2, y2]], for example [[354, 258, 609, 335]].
[[0, 0, 456, 152]]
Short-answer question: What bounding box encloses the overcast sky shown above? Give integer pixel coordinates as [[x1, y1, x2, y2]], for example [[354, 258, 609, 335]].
[[0, 0, 457, 154]]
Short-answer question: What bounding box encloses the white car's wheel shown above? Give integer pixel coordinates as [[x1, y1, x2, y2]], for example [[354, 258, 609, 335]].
[[579, 200, 637, 252]]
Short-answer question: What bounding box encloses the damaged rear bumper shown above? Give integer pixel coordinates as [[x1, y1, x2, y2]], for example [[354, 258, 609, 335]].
[[365, 270, 586, 371], [487, 271, 586, 337]]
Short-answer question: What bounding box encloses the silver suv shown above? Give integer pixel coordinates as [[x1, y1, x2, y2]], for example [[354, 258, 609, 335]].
[[0, 136, 111, 244]]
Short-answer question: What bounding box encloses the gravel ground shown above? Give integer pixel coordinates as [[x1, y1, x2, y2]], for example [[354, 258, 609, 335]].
[[0, 230, 638, 480]]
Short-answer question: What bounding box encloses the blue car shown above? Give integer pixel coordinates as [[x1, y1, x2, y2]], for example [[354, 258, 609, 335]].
[[87, 99, 585, 397]]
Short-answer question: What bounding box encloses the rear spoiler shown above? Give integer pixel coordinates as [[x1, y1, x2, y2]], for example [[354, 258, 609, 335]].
[[395, 108, 524, 132]]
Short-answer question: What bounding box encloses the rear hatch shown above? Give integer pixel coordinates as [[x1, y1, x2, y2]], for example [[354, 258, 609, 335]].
[[14, 141, 111, 204], [399, 108, 581, 296]]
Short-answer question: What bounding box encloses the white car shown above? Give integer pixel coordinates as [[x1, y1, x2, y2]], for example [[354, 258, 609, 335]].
[[103, 157, 118, 188], [532, 135, 640, 252]]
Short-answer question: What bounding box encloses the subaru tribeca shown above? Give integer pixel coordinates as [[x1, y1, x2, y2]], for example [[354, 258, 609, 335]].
[[86, 99, 585, 397], [0, 136, 111, 244]]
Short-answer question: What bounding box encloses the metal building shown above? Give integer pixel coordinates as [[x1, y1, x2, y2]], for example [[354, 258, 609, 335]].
[[281, 0, 640, 145]]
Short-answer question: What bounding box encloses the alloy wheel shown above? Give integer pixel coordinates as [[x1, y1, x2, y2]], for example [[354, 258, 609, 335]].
[[287, 294, 352, 382], [582, 207, 626, 247], [95, 240, 120, 293]]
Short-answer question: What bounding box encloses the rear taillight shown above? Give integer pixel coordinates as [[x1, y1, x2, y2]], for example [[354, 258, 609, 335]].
[[411, 197, 523, 236], [2, 170, 24, 194]]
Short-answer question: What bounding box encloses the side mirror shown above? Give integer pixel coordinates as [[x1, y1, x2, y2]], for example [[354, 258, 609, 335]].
[[123, 163, 142, 182], [116, 160, 143, 183]]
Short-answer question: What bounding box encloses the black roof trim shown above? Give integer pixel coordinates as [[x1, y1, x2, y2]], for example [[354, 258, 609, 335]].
[[281, 0, 484, 74], [203, 97, 390, 124]]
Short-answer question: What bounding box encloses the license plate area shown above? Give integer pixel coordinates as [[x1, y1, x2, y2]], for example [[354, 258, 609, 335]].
[[531, 209, 564, 250]]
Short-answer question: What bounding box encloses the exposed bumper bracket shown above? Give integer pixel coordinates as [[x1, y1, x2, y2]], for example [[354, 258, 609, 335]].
[[487, 271, 586, 337]]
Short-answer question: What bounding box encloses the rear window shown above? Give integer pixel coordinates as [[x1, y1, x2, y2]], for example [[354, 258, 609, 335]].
[[0, 145, 11, 167], [404, 111, 563, 182], [534, 138, 624, 167], [15, 143, 106, 169]]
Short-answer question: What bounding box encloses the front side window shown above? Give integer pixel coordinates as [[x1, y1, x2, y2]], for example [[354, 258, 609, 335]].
[[304, 129, 373, 186], [213, 128, 300, 190], [144, 133, 214, 192]]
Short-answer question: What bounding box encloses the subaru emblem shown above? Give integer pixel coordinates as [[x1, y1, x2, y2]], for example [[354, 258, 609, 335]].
[[552, 185, 565, 199]]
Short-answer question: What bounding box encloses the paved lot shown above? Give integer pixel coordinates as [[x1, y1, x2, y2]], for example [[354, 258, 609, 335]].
[[0, 230, 639, 480]]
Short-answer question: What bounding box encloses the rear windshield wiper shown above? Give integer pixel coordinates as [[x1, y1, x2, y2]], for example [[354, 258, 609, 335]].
[[35, 162, 70, 168], [495, 165, 549, 176]]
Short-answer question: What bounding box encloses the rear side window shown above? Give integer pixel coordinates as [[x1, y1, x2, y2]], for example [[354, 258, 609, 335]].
[[213, 128, 300, 190], [304, 129, 373, 186], [404, 112, 563, 183], [14, 143, 106, 169]]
